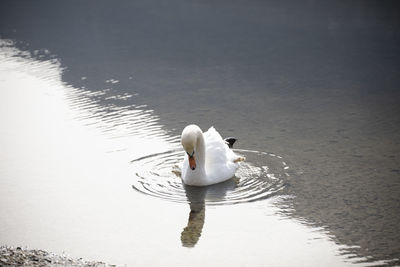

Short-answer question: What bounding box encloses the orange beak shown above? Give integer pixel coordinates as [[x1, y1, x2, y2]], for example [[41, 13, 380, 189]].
[[188, 155, 196, 170]]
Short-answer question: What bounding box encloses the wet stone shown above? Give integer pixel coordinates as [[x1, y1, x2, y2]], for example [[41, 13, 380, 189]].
[[0, 246, 114, 266]]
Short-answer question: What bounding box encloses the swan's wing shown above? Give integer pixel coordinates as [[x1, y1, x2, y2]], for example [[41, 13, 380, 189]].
[[204, 127, 237, 166]]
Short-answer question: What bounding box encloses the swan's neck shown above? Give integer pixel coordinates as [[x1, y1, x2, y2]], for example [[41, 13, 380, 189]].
[[195, 131, 206, 172], [185, 130, 207, 185], [181, 125, 210, 185]]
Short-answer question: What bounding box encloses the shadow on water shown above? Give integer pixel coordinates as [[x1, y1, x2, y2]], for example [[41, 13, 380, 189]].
[[181, 180, 236, 247], [181, 188, 206, 248], [1, 0, 400, 265], [130, 148, 288, 248]]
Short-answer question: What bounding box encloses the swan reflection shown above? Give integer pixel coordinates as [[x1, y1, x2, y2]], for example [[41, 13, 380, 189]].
[[181, 179, 238, 247]]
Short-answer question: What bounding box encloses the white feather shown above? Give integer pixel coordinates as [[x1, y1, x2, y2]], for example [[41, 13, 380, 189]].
[[181, 125, 242, 186]]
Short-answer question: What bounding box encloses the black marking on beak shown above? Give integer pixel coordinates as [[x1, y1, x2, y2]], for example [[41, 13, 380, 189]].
[[187, 151, 196, 170]]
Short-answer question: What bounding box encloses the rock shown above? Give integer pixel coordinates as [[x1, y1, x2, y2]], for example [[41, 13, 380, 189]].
[[0, 245, 114, 266]]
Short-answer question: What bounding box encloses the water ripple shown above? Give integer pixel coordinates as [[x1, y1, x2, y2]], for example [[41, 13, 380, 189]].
[[64, 86, 178, 142], [131, 149, 291, 205]]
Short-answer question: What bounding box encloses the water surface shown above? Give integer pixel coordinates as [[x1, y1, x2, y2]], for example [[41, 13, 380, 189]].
[[0, 1, 399, 266]]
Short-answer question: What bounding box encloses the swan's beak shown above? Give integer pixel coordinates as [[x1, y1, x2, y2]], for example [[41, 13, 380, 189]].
[[188, 155, 196, 170]]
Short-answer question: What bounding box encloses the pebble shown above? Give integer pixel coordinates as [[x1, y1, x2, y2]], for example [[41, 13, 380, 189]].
[[0, 246, 115, 266]]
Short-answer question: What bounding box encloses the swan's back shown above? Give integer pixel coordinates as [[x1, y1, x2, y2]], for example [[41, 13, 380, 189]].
[[204, 127, 239, 183]]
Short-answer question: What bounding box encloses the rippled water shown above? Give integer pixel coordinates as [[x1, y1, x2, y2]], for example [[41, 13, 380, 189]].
[[132, 149, 290, 205], [0, 1, 399, 266]]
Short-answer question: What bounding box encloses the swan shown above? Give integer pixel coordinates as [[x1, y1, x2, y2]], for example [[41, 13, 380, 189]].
[[181, 124, 244, 186]]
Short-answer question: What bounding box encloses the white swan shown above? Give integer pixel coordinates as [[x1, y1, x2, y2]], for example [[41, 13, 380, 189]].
[[181, 124, 244, 186]]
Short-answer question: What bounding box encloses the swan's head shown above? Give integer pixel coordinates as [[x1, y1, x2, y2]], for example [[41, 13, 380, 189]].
[[181, 125, 202, 170]]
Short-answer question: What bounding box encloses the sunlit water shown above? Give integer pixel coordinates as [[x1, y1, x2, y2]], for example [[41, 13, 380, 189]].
[[1, 1, 399, 266], [0, 40, 396, 266]]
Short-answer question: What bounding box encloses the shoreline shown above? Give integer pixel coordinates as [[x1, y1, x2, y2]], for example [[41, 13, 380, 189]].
[[0, 246, 115, 266]]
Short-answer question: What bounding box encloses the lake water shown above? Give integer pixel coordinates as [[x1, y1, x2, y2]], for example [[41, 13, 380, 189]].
[[0, 1, 399, 266]]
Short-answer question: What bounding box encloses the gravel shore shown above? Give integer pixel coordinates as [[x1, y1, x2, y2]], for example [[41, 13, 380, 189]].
[[0, 246, 115, 266]]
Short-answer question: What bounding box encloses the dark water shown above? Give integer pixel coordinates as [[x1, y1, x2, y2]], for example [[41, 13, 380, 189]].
[[1, 0, 400, 265]]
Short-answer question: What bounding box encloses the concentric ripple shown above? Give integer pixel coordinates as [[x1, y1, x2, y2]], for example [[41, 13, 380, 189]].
[[131, 149, 291, 205]]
